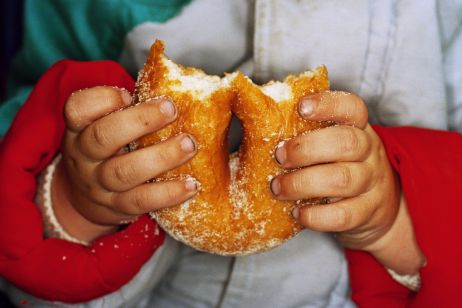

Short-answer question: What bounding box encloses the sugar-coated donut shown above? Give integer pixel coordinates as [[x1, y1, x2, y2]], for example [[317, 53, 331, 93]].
[[133, 40, 330, 255]]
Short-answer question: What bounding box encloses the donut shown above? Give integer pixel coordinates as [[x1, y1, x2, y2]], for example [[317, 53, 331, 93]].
[[133, 40, 330, 255]]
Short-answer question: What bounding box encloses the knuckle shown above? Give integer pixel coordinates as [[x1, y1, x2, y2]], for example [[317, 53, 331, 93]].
[[92, 87, 127, 112], [132, 189, 149, 213], [370, 129, 384, 154], [113, 162, 135, 187], [163, 183, 180, 202], [361, 165, 375, 191], [100, 160, 135, 191], [358, 131, 371, 159], [152, 146, 175, 165], [164, 185, 176, 201], [64, 94, 83, 127], [332, 96, 343, 116], [90, 123, 110, 148], [350, 94, 368, 126], [335, 165, 353, 189], [340, 127, 360, 154], [299, 207, 327, 231], [333, 206, 352, 231], [288, 173, 307, 195], [299, 203, 353, 232]]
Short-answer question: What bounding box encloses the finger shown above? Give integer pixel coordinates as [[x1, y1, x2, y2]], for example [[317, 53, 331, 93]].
[[299, 91, 368, 128], [112, 178, 198, 215], [65, 86, 132, 132], [293, 194, 373, 232], [270, 162, 373, 200], [98, 134, 197, 192], [67, 189, 139, 225], [79, 98, 177, 160], [275, 126, 370, 168], [80, 203, 139, 226]]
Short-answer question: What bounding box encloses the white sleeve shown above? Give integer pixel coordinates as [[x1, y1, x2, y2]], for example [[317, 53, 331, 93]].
[[325, 258, 356, 308], [440, 1, 462, 131]]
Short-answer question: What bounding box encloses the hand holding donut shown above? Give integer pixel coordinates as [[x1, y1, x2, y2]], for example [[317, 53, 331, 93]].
[[272, 91, 425, 274], [51, 86, 198, 242], [50, 41, 425, 272]]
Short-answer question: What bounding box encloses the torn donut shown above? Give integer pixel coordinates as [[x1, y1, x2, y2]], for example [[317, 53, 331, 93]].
[[133, 40, 330, 255]]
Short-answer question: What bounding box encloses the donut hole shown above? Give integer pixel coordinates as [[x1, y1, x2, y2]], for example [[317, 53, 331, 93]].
[[227, 115, 243, 153], [228, 81, 295, 154]]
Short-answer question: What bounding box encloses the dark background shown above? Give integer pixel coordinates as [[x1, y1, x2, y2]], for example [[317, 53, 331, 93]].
[[1, 0, 23, 102], [1, 1, 24, 306]]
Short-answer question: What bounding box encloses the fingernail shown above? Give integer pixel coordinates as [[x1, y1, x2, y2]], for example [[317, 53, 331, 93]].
[[299, 97, 316, 118], [270, 177, 281, 196], [180, 135, 196, 152], [275, 141, 287, 165], [292, 207, 299, 219], [159, 99, 176, 119], [185, 178, 197, 191], [120, 90, 132, 106]]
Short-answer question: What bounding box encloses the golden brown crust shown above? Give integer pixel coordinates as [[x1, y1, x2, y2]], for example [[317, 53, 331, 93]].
[[133, 40, 330, 255]]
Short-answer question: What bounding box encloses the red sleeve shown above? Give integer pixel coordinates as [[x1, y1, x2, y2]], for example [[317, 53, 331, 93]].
[[346, 126, 462, 307], [0, 60, 165, 303]]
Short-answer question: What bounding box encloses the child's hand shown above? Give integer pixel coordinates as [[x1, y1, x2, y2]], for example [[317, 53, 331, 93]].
[[52, 87, 197, 241], [271, 91, 425, 274]]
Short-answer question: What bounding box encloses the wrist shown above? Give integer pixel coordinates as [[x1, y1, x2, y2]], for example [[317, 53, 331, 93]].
[[367, 192, 426, 275], [51, 159, 117, 243]]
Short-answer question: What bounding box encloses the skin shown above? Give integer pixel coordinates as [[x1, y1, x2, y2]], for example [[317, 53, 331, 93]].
[[53, 87, 198, 241], [52, 87, 425, 275], [272, 91, 425, 274]]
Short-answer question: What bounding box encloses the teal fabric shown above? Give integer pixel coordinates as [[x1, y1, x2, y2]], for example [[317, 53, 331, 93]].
[[0, 87, 32, 135], [1, 0, 190, 136]]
